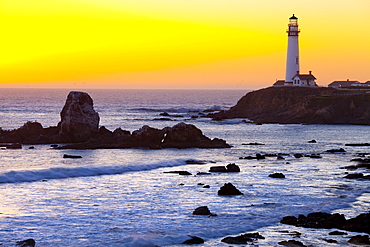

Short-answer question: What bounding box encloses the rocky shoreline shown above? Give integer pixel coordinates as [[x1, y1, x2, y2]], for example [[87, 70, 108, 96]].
[[0, 91, 231, 149], [209, 87, 370, 125], [162, 146, 370, 246]]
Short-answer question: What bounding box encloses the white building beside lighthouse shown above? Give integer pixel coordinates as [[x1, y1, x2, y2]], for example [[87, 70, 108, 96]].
[[273, 14, 318, 87]]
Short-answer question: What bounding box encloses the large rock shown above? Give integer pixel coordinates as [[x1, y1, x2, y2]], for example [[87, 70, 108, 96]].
[[58, 91, 100, 142], [161, 122, 231, 148]]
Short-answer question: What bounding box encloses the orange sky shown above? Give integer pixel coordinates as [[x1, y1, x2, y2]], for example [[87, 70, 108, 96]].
[[1, 0, 369, 89]]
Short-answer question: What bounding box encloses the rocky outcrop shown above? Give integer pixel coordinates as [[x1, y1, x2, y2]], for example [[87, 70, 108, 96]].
[[0, 91, 231, 149], [280, 212, 370, 234], [58, 91, 100, 142], [209, 87, 370, 124]]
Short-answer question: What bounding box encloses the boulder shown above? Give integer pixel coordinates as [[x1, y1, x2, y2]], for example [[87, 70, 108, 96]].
[[16, 239, 36, 247], [348, 235, 370, 245], [209, 166, 227, 172], [161, 122, 231, 148], [218, 183, 243, 195], [269, 173, 285, 178], [63, 154, 82, 159], [182, 236, 204, 245], [222, 232, 264, 244], [58, 91, 100, 142], [226, 163, 240, 172], [344, 173, 364, 179], [278, 240, 306, 247], [193, 206, 211, 215]]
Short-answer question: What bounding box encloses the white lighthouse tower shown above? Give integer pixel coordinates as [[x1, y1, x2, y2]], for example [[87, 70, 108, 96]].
[[285, 14, 300, 83]]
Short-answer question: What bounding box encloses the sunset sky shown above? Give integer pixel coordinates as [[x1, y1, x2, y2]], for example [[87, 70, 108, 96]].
[[1, 0, 369, 89]]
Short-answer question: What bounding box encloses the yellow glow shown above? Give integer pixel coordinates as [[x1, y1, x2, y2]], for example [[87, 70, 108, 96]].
[[1, 0, 369, 89]]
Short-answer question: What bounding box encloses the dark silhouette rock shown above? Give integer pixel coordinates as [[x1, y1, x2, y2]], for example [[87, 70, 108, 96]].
[[344, 173, 364, 179], [348, 235, 370, 245], [16, 239, 36, 247], [226, 163, 240, 172], [193, 206, 211, 215], [209, 164, 240, 172], [346, 143, 370, 146], [242, 142, 264, 145], [278, 240, 306, 247], [269, 173, 285, 178], [329, 230, 347, 235], [0, 92, 231, 149], [218, 183, 243, 195], [164, 171, 192, 175], [58, 91, 100, 142], [294, 153, 303, 158], [308, 139, 317, 143], [321, 238, 337, 243], [161, 122, 231, 149], [208, 87, 370, 125], [326, 148, 346, 153], [0, 143, 22, 149], [221, 232, 264, 244], [63, 154, 82, 159], [209, 166, 227, 172], [281, 212, 370, 234], [182, 236, 204, 245]]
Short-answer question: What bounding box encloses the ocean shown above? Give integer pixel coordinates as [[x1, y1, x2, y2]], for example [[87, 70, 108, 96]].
[[0, 88, 369, 247]]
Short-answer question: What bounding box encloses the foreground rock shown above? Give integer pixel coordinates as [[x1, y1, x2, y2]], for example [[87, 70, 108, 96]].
[[280, 212, 370, 234], [278, 240, 306, 247], [208, 87, 370, 124], [16, 239, 36, 247], [222, 232, 264, 244], [209, 163, 240, 173], [0, 92, 231, 149], [192, 206, 213, 215], [182, 236, 204, 245], [218, 183, 243, 195]]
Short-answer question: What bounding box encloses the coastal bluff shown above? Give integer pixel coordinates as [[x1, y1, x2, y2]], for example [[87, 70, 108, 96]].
[[209, 87, 370, 125], [0, 91, 230, 149]]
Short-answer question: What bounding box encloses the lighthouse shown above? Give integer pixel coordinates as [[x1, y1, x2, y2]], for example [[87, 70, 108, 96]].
[[273, 15, 317, 87], [285, 14, 300, 83]]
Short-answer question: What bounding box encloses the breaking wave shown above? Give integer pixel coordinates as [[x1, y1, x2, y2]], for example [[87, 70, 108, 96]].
[[0, 159, 190, 184]]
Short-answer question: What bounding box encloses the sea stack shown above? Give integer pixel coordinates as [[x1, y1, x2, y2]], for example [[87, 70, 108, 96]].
[[58, 91, 100, 142]]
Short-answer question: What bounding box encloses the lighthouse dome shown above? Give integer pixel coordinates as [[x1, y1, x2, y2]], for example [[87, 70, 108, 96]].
[[289, 14, 298, 19]]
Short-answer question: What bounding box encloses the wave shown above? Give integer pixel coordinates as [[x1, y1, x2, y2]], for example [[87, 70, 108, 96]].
[[132, 105, 228, 113], [0, 159, 190, 184]]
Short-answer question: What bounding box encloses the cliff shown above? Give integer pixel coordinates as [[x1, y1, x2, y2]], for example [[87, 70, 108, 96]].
[[210, 87, 370, 125]]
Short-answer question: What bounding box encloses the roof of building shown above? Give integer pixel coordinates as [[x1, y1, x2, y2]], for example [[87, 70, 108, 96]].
[[292, 73, 316, 80], [273, 80, 285, 86], [328, 81, 360, 87], [290, 14, 298, 19]]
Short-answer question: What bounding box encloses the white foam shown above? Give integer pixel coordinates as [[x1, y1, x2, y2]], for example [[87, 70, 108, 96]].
[[0, 159, 187, 184]]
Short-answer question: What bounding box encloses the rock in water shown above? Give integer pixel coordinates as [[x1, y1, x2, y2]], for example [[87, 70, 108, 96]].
[[192, 206, 211, 215], [218, 183, 243, 195], [16, 239, 36, 247], [58, 91, 100, 142]]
